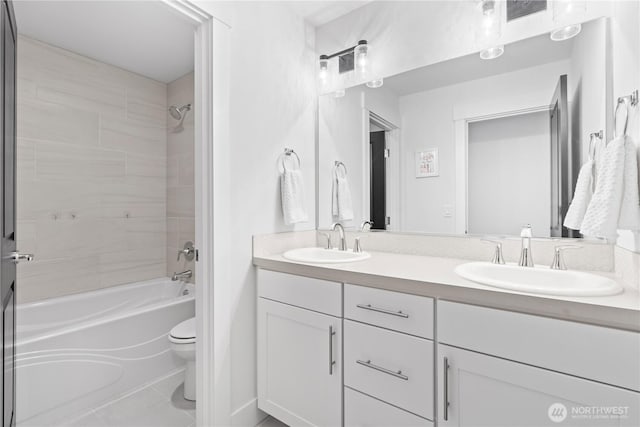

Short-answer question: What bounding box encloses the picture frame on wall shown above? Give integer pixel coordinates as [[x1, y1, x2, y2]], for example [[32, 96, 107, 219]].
[[507, 0, 547, 21], [415, 149, 439, 178]]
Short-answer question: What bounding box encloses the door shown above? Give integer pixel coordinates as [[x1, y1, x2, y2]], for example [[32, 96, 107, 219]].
[[549, 74, 573, 237], [369, 131, 386, 230], [438, 345, 640, 427], [1, 2, 17, 426], [257, 298, 342, 427]]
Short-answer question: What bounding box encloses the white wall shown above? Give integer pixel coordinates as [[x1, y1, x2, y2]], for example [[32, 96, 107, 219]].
[[468, 112, 551, 236], [399, 60, 569, 234], [16, 36, 168, 303], [217, 2, 317, 424], [315, 1, 611, 91]]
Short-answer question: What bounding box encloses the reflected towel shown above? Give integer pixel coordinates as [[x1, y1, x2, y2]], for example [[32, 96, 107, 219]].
[[618, 135, 640, 230], [281, 168, 308, 225], [563, 159, 594, 230], [332, 167, 353, 221]]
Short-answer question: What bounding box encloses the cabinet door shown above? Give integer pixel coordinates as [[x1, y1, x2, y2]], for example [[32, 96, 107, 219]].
[[438, 345, 640, 427], [258, 298, 342, 427]]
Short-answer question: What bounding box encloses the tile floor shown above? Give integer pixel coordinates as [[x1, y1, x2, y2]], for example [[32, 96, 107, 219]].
[[64, 370, 195, 427]]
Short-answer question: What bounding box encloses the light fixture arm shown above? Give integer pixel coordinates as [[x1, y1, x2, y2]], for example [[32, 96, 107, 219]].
[[319, 40, 367, 60]]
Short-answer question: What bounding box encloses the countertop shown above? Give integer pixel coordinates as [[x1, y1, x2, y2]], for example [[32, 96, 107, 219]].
[[253, 250, 640, 332]]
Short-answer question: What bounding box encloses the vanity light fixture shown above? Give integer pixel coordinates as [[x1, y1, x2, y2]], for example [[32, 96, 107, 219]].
[[318, 39, 382, 92], [550, 0, 586, 41], [477, 0, 504, 60]]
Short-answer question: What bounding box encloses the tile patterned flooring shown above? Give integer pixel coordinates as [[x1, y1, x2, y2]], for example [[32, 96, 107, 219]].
[[63, 370, 195, 427]]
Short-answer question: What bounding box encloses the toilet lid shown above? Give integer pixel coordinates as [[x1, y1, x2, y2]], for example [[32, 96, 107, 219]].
[[169, 317, 196, 343]]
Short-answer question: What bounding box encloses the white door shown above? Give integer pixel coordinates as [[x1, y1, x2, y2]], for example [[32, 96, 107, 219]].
[[258, 298, 342, 427], [438, 345, 640, 427]]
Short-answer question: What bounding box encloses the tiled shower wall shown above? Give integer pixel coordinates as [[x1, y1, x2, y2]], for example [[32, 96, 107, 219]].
[[16, 36, 168, 303], [166, 73, 195, 282]]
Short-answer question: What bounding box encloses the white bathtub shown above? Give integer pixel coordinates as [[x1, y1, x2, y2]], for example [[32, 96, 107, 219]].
[[15, 277, 195, 426]]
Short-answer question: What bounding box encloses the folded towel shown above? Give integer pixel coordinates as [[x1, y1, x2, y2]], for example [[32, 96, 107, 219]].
[[618, 135, 640, 230], [580, 135, 636, 240], [331, 165, 353, 221], [281, 168, 308, 225], [564, 159, 594, 230]]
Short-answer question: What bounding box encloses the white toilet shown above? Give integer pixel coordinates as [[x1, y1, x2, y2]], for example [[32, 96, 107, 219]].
[[169, 317, 196, 401]]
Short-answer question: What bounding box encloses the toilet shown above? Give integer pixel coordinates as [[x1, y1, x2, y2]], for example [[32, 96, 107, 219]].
[[169, 317, 196, 401]]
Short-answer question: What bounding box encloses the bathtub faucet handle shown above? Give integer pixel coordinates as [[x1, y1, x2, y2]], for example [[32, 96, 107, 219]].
[[177, 241, 195, 262]]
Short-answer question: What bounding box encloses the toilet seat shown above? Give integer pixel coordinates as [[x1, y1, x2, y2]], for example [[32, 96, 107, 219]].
[[169, 317, 196, 344]]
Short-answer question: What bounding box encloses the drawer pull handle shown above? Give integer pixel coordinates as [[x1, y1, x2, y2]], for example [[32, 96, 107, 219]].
[[356, 304, 409, 318], [443, 357, 450, 421], [329, 326, 336, 375], [356, 359, 409, 381]]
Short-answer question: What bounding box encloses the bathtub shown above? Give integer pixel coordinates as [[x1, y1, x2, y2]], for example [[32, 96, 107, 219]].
[[15, 277, 195, 426]]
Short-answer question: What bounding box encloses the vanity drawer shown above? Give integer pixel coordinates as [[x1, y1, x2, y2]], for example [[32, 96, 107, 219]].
[[438, 301, 640, 391], [344, 320, 434, 420], [344, 387, 433, 427], [257, 269, 341, 317], [344, 284, 433, 339]]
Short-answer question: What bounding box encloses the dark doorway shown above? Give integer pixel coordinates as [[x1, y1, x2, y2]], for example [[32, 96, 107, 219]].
[[370, 130, 386, 230]]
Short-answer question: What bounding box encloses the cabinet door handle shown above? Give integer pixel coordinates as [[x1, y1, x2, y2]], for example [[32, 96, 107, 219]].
[[443, 356, 450, 421], [356, 359, 409, 381], [329, 326, 336, 375], [356, 304, 409, 318]]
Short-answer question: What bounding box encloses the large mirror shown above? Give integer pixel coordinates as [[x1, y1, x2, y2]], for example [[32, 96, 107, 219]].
[[318, 17, 608, 239]]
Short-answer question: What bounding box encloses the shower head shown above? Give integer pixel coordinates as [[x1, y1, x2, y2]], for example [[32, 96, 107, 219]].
[[168, 104, 191, 121]]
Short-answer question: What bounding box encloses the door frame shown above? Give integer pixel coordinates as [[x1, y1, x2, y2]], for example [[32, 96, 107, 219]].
[[453, 105, 551, 235], [161, 1, 231, 426]]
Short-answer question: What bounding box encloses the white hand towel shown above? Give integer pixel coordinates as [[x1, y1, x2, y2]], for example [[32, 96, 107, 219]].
[[580, 136, 626, 240], [331, 166, 353, 221], [281, 168, 308, 225], [617, 135, 640, 230], [563, 159, 594, 230]]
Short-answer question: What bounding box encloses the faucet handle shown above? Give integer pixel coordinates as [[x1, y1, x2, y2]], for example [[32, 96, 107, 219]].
[[320, 232, 333, 250], [360, 221, 373, 232], [353, 237, 363, 253], [550, 245, 582, 270], [520, 224, 533, 237], [481, 238, 505, 264]]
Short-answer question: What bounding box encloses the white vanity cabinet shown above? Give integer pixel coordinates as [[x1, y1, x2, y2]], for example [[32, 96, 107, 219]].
[[343, 284, 435, 426], [257, 270, 342, 427], [437, 301, 640, 427]]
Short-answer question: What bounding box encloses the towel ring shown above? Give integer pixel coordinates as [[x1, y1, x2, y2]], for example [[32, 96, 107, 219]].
[[279, 148, 301, 172], [334, 161, 347, 177], [614, 90, 638, 139], [588, 130, 603, 161]]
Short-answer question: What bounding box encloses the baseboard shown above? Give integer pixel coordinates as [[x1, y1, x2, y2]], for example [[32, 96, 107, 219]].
[[231, 398, 268, 427]]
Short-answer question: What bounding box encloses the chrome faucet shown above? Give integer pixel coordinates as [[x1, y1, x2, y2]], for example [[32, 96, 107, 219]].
[[518, 224, 534, 267], [172, 270, 193, 281], [481, 238, 505, 264], [360, 220, 373, 232], [331, 222, 347, 251]]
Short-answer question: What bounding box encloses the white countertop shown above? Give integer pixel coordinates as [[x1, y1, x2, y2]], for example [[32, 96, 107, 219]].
[[253, 250, 640, 332]]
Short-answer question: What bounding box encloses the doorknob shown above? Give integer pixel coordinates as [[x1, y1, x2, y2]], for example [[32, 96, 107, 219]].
[[8, 252, 34, 263]]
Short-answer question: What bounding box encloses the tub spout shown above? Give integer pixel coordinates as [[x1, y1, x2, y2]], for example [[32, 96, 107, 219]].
[[172, 270, 192, 281]]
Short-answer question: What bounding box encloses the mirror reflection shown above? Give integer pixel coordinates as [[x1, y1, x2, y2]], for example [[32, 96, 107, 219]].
[[318, 18, 607, 239]]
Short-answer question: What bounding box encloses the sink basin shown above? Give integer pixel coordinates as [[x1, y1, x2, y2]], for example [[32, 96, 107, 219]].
[[455, 262, 623, 297], [283, 247, 371, 264]]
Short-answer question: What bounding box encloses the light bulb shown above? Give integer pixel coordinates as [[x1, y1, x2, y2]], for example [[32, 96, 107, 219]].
[[318, 55, 329, 90], [354, 40, 371, 81]]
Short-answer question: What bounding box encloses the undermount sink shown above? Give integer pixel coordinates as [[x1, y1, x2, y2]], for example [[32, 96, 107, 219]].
[[455, 262, 623, 297], [283, 247, 371, 264]]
